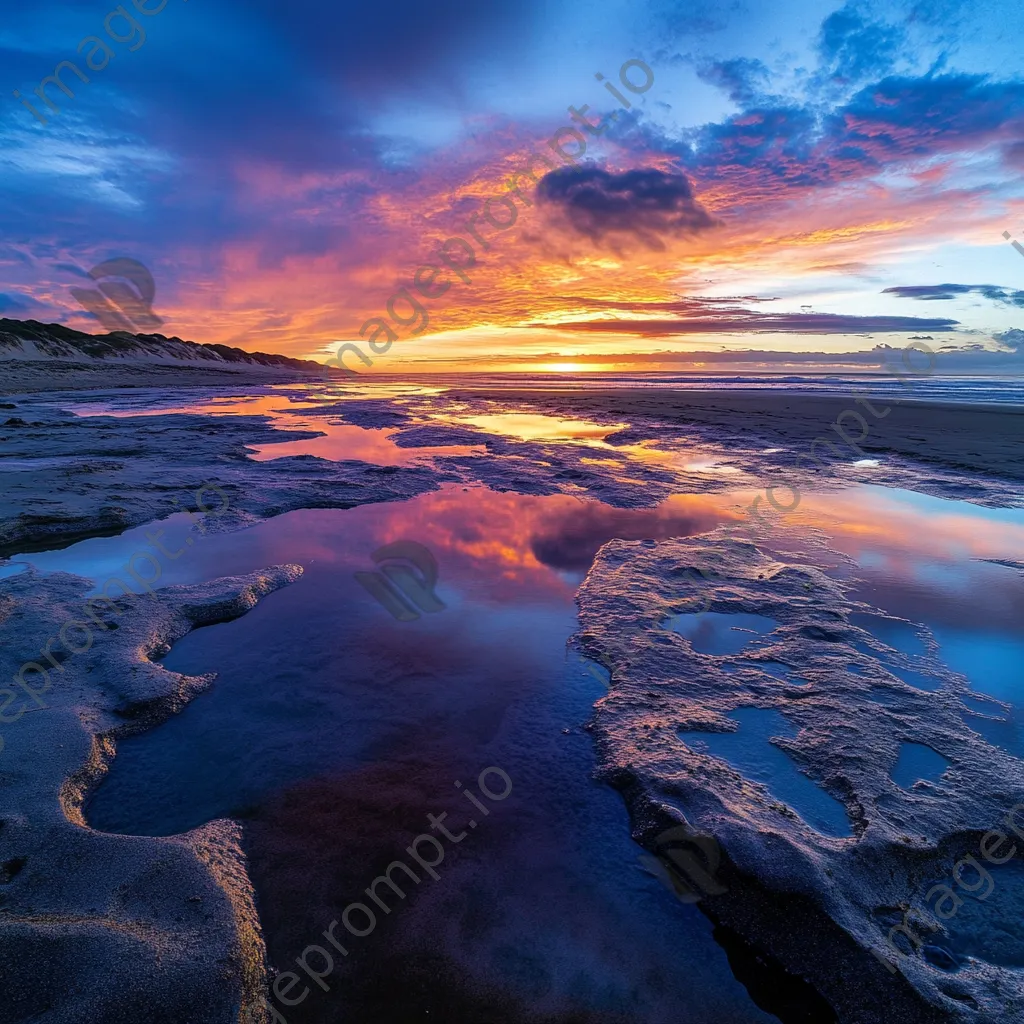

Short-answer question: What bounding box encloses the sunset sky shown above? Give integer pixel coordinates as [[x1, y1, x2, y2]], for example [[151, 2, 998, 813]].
[[3, 0, 1024, 373]]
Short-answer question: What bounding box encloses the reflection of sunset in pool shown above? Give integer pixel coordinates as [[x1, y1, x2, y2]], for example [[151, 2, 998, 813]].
[[448, 411, 628, 442], [62, 392, 328, 419], [248, 421, 486, 465]]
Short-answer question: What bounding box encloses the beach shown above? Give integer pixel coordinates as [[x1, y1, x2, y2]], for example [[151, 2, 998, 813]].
[[447, 384, 1024, 489], [1, 372, 1023, 1022]]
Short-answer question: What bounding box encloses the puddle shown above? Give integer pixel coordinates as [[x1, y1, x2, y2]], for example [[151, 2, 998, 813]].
[[56, 388, 486, 469], [669, 612, 780, 656], [850, 640, 943, 691], [678, 707, 853, 838], [248, 421, 486, 465], [75, 485, 770, 1024], [4, 511, 206, 591], [961, 713, 1021, 754], [891, 742, 950, 789], [961, 693, 1004, 716], [449, 411, 627, 443], [60, 391, 328, 419], [8, 489, 734, 590], [883, 663, 945, 692]]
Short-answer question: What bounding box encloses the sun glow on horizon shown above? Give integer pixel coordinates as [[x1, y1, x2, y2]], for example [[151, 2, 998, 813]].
[[539, 362, 599, 373]]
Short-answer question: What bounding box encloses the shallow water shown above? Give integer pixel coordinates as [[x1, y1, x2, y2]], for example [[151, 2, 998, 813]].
[[364, 371, 1024, 406], [891, 742, 951, 790], [13, 469, 1024, 806], [9, 386, 1024, 1022], [679, 707, 854, 838], [73, 487, 769, 1023], [247, 418, 486, 464]]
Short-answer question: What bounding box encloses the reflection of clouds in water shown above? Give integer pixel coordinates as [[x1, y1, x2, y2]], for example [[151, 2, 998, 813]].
[[798, 488, 1024, 565], [369, 488, 737, 586], [528, 499, 729, 571], [770, 493, 1024, 631], [249, 421, 486, 466]]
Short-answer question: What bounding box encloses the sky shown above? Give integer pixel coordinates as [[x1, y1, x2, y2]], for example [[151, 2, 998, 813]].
[[3, 0, 1024, 373]]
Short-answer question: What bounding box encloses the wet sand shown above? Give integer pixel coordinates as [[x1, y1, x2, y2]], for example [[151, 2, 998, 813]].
[[450, 387, 1024, 486]]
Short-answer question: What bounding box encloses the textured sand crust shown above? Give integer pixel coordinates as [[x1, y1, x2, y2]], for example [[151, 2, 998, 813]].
[[575, 534, 1024, 1023], [0, 396, 443, 558], [0, 565, 302, 1024]]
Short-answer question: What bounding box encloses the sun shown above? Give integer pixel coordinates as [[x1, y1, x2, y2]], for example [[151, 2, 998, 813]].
[[540, 362, 590, 373]]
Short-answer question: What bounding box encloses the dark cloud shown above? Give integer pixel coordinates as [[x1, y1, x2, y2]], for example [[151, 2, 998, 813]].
[[541, 293, 958, 335], [0, 0, 549, 271], [883, 283, 977, 300], [832, 73, 1024, 163], [537, 166, 719, 250], [647, 69, 1024, 199], [5, 0, 547, 168], [542, 295, 958, 336], [561, 295, 781, 313], [884, 284, 1024, 307], [687, 104, 831, 193]]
